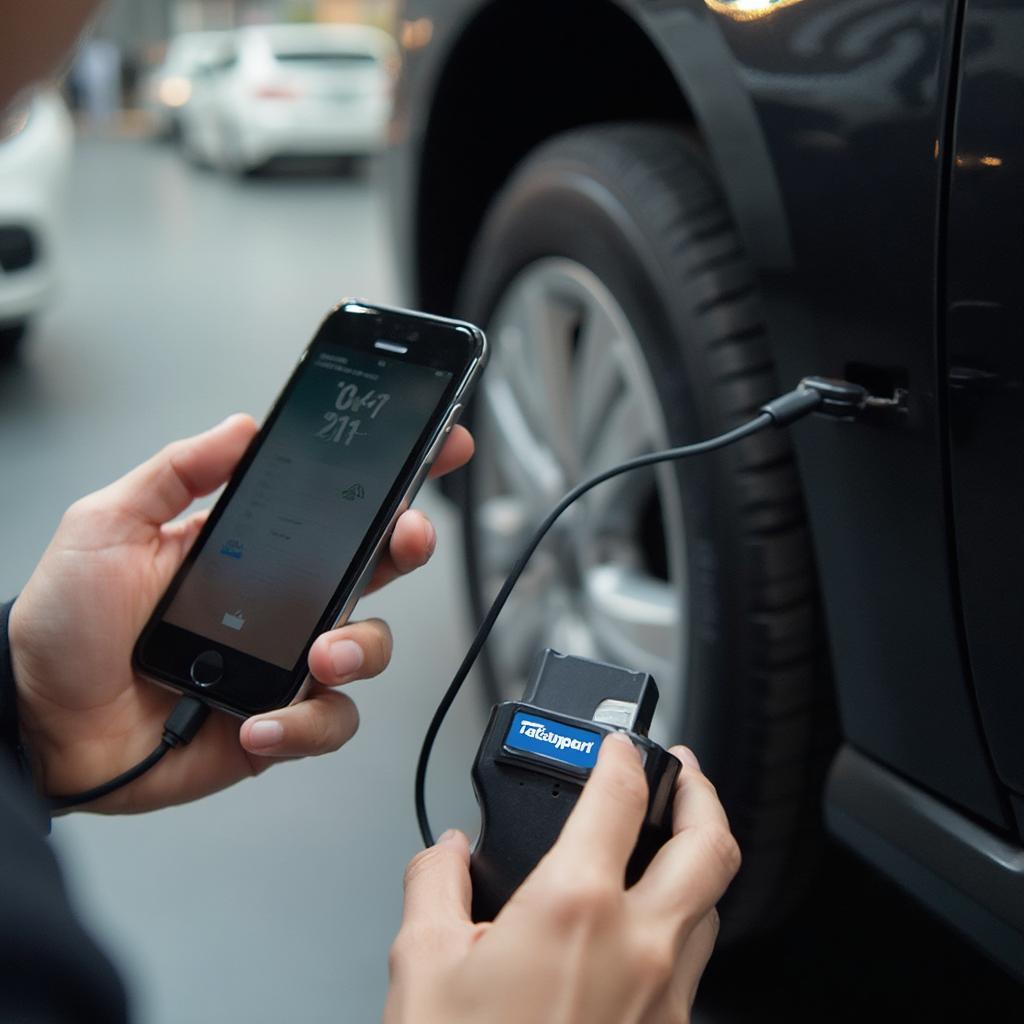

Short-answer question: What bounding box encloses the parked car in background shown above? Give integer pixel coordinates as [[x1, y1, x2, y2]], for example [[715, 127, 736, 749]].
[[181, 23, 397, 175], [143, 30, 234, 139], [388, 0, 1024, 981], [0, 90, 72, 357]]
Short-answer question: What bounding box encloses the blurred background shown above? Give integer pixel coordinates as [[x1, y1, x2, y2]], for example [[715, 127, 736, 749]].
[[1, 0, 1022, 1021], [1, 3, 488, 1023]]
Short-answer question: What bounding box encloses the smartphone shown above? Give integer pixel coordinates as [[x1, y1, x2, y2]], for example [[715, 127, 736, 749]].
[[133, 301, 487, 717]]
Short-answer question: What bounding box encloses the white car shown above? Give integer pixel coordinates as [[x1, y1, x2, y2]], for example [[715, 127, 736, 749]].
[[0, 91, 73, 355], [144, 31, 235, 139], [181, 24, 397, 174]]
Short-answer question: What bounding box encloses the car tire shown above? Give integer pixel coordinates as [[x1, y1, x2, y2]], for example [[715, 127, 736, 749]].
[[217, 120, 265, 178], [0, 321, 28, 361], [455, 123, 836, 939], [181, 119, 212, 169]]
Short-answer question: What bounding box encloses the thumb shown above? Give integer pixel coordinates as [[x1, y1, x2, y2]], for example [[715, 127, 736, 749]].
[[400, 829, 473, 932], [101, 414, 258, 530]]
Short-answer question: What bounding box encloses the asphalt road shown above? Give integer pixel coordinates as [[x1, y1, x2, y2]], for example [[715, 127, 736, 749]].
[[0, 139, 1020, 1023]]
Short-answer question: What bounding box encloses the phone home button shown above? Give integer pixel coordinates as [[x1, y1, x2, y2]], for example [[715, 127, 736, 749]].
[[190, 651, 224, 688]]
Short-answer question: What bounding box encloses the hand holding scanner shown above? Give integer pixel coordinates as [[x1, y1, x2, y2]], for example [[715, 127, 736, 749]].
[[469, 649, 680, 922]]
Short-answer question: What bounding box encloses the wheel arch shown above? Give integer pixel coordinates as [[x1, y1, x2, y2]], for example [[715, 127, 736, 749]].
[[413, 0, 699, 316], [413, 1, 794, 317]]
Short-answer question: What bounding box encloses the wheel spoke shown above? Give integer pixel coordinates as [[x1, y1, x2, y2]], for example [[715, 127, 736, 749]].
[[580, 383, 654, 479], [496, 276, 578, 472], [481, 375, 566, 509], [572, 302, 627, 450], [475, 495, 535, 579], [491, 562, 560, 680], [583, 564, 679, 682]]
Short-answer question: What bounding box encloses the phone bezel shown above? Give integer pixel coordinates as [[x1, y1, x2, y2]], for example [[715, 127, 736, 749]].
[[133, 301, 486, 717]]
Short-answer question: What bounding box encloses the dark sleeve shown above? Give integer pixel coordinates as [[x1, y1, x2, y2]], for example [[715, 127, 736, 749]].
[[0, 600, 24, 778], [0, 600, 129, 1023]]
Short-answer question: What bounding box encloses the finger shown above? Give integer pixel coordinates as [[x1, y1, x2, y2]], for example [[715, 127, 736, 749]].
[[104, 414, 258, 528], [400, 829, 473, 931], [239, 684, 358, 758], [676, 908, 720, 1011], [307, 618, 393, 686], [640, 909, 719, 1024], [363, 510, 436, 595], [629, 748, 740, 921], [427, 425, 473, 479], [665, 746, 731, 839], [159, 508, 210, 562], [160, 507, 210, 540], [543, 733, 649, 877]]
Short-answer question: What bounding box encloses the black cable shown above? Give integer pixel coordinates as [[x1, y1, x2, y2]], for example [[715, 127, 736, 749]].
[[411, 377, 872, 846], [45, 377, 860, 823], [51, 696, 210, 811], [51, 743, 172, 810], [417, 405, 796, 846]]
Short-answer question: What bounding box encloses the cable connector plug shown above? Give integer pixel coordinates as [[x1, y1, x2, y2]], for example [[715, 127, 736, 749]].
[[162, 696, 210, 748], [759, 385, 825, 426], [798, 377, 872, 419], [761, 377, 907, 427]]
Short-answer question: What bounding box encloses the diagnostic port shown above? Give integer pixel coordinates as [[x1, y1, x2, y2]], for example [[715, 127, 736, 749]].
[[843, 362, 910, 412]]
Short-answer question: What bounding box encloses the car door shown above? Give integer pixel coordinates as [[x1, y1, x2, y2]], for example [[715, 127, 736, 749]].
[[944, 0, 1024, 835]]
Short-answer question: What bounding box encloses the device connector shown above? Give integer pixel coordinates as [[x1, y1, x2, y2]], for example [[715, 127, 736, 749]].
[[522, 649, 659, 736], [797, 376, 871, 419], [162, 696, 210, 748]]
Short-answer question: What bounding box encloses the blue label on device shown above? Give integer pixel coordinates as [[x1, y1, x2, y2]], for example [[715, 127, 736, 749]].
[[504, 712, 601, 770]]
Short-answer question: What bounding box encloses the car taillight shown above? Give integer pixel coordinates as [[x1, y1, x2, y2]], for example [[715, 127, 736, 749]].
[[253, 83, 301, 100]]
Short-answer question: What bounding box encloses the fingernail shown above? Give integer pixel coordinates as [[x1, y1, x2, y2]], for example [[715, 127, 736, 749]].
[[330, 639, 364, 678], [248, 720, 284, 749], [605, 731, 633, 746], [676, 746, 701, 772], [438, 828, 461, 845], [603, 732, 640, 759], [421, 514, 436, 554]]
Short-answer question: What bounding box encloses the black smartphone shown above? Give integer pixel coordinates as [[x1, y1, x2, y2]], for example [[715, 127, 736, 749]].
[[133, 301, 487, 717]]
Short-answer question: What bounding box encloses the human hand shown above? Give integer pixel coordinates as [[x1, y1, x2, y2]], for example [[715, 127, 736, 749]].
[[9, 413, 474, 813], [385, 738, 739, 1024]]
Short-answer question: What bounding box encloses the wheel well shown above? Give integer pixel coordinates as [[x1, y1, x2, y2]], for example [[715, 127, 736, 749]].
[[415, 0, 695, 314]]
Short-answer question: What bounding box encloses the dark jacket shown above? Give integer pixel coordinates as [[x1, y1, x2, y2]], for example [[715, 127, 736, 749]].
[[0, 600, 128, 1022]]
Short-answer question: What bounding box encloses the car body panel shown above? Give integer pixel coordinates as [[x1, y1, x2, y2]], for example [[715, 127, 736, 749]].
[[944, 1, 1024, 804], [636, 0, 1009, 827], [827, 744, 1024, 977], [0, 91, 73, 327]]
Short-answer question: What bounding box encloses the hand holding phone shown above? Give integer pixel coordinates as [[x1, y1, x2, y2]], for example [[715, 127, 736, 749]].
[[134, 301, 486, 718], [9, 302, 483, 811]]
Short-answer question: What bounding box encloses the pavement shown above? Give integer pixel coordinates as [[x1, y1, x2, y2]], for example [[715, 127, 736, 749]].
[[1, 138, 1020, 1024]]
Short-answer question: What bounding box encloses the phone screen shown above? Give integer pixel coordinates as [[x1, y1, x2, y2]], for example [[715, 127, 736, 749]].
[[135, 302, 484, 715], [164, 345, 452, 669]]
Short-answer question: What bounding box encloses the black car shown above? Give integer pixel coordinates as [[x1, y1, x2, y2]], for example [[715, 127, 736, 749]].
[[387, 0, 1024, 977]]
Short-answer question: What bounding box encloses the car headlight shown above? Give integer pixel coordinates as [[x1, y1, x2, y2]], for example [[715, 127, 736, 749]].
[[158, 76, 192, 108]]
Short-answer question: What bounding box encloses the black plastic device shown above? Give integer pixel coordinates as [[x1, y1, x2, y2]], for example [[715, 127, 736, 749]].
[[469, 649, 681, 921]]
